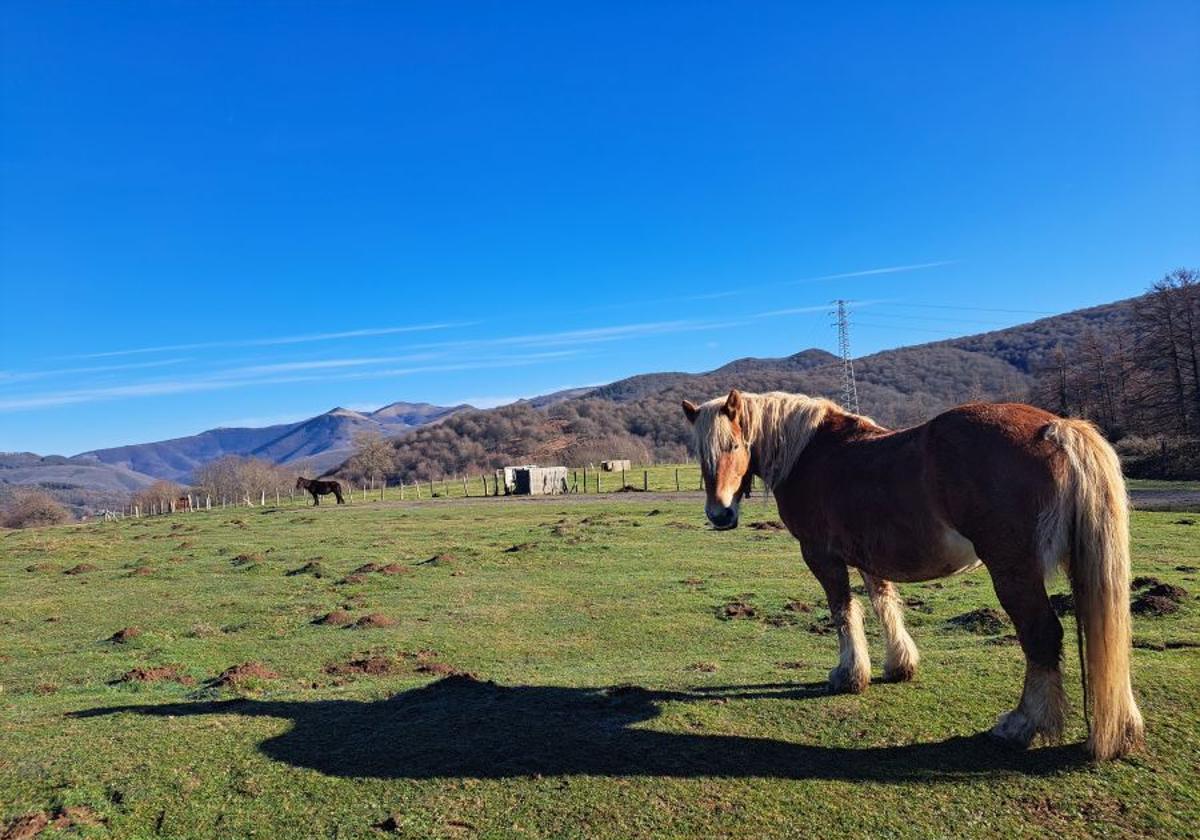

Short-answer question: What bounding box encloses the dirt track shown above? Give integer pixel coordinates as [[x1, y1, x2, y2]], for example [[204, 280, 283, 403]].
[[354, 487, 1200, 513]]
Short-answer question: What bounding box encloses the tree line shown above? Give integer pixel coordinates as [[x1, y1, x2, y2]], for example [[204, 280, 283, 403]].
[[1033, 268, 1199, 477]]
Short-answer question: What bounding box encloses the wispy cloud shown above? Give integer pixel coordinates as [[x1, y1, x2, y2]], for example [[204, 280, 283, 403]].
[[0, 351, 579, 413], [784, 260, 957, 285], [0, 357, 191, 386], [63, 321, 473, 360]]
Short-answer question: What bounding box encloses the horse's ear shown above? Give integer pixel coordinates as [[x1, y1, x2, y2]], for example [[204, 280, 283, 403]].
[[681, 400, 699, 424], [723, 389, 742, 419]]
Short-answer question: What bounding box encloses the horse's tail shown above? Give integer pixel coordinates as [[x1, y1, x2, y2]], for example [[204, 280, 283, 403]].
[[1040, 418, 1143, 760]]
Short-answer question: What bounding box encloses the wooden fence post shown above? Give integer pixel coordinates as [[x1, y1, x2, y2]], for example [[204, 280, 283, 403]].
[[643, 470, 648, 491]]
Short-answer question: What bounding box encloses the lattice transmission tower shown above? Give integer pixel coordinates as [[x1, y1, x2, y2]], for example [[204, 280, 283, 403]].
[[832, 299, 859, 414]]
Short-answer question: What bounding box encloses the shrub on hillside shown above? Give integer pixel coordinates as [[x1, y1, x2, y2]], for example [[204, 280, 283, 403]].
[[2, 490, 71, 528]]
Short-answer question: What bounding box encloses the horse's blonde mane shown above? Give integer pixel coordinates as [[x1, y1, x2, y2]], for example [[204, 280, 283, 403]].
[[693, 391, 842, 488]]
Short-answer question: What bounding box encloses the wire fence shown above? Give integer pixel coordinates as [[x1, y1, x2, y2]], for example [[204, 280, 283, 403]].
[[105, 464, 774, 520]]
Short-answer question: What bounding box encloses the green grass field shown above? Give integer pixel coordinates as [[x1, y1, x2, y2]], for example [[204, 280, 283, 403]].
[[2, 495, 1198, 839]]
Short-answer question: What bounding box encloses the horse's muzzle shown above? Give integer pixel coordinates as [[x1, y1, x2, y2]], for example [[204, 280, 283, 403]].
[[706, 505, 739, 531]]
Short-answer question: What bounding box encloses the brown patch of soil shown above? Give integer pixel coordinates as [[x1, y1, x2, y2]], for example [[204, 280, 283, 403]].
[[116, 665, 195, 686], [323, 655, 398, 677], [212, 661, 279, 688], [314, 610, 353, 626], [776, 660, 809, 670], [1132, 582, 1187, 617], [1049, 592, 1075, 616], [686, 661, 718, 673], [286, 561, 325, 578], [64, 563, 98, 575], [1, 811, 49, 840], [1132, 594, 1180, 617], [353, 563, 381, 573], [946, 607, 1010, 634], [378, 563, 411, 575], [504, 542, 537, 553], [749, 521, 786, 531], [339, 574, 368, 584], [108, 626, 142, 643], [353, 613, 396, 628], [1132, 575, 1163, 590], [807, 618, 835, 635], [1, 807, 104, 839], [129, 566, 155, 576], [718, 600, 757, 620], [416, 553, 456, 567], [682, 577, 705, 587], [25, 563, 59, 573], [230, 553, 263, 566], [783, 600, 812, 613], [35, 683, 58, 695]]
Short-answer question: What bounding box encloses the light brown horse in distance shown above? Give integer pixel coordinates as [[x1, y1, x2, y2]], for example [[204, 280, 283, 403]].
[[682, 389, 1143, 760]]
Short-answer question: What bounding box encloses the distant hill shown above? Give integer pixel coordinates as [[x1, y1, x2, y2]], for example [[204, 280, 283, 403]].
[[78, 401, 469, 481], [2, 401, 469, 515], [0, 452, 156, 518], [359, 298, 1137, 482]]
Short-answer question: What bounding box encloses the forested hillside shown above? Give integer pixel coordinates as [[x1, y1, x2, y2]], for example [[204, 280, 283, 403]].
[[347, 294, 1176, 484]]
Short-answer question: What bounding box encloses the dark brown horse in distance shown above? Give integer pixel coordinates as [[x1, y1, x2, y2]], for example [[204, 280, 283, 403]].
[[296, 476, 345, 506], [682, 389, 1143, 761]]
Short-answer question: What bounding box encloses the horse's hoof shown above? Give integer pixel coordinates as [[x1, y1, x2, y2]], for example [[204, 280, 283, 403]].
[[883, 663, 916, 683], [990, 710, 1035, 748], [828, 666, 869, 695]]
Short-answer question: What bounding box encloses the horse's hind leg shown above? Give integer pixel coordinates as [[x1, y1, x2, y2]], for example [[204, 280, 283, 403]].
[[986, 561, 1067, 747], [802, 545, 870, 693], [861, 573, 920, 682]]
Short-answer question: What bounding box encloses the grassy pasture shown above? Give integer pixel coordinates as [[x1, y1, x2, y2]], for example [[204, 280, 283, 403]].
[[1, 495, 1198, 838]]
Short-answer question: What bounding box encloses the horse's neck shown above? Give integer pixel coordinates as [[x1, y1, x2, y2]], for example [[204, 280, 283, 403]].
[[749, 401, 871, 488]]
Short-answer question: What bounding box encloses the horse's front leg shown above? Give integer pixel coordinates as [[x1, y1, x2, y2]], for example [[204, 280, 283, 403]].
[[861, 572, 920, 682], [802, 544, 870, 694]]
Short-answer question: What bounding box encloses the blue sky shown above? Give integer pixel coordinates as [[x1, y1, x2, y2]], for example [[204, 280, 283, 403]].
[[1, 2, 1197, 455]]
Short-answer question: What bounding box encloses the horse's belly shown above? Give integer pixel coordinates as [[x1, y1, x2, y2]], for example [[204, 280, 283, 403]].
[[842, 524, 983, 583]]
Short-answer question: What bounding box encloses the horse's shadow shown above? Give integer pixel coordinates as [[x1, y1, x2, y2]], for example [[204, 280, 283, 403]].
[[69, 675, 1085, 781]]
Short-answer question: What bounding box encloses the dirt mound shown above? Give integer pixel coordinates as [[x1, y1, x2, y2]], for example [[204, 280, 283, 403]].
[[313, 610, 353, 626], [116, 665, 194, 685], [1131, 580, 1187, 617], [504, 543, 537, 553], [286, 561, 326, 578], [420, 554, 456, 567], [783, 600, 812, 613], [353, 613, 396, 629], [339, 574, 368, 585], [24, 563, 59, 573], [1049, 592, 1075, 616], [324, 655, 397, 677], [378, 563, 411, 575], [64, 563, 98, 575], [353, 563, 382, 573], [108, 626, 142, 643], [1132, 575, 1163, 590], [212, 661, 279, 688], [749, 521, 786, 531], [718, 599, 757, 620], [1144, 582, 1187, 601], [686, 661, 718, 673], [230, 553, 263, 566], [946, 607, 1010, 634], [2, 806, 103, 840], [129, 566, 155, 576]]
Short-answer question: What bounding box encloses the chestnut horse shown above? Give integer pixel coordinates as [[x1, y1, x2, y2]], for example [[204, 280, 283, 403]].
[[682, 389, 1143, 760], [295, 476, 345, 506]]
